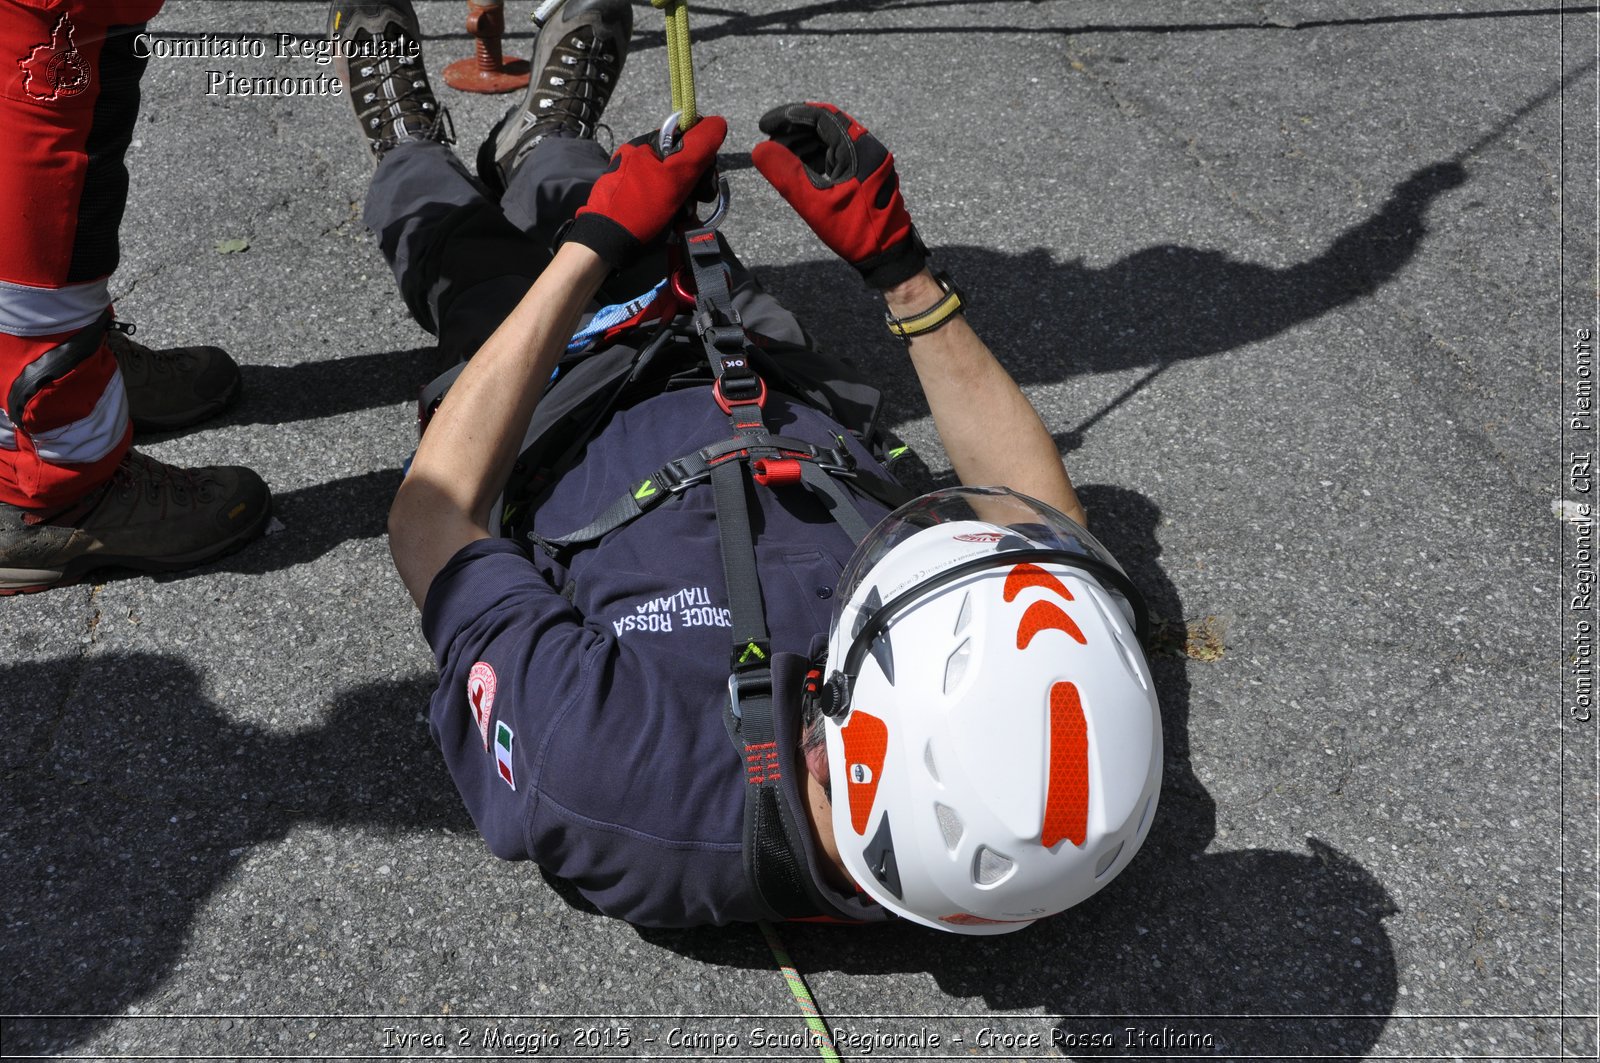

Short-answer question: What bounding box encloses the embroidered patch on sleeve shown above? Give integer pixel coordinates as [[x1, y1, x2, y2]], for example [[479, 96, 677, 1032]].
[[466, 662, 496, 751], [493, 721, 516, 791]]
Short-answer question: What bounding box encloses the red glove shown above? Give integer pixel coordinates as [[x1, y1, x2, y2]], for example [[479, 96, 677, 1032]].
[[565, 115, 728, 268], [751, 102, 927, 289]]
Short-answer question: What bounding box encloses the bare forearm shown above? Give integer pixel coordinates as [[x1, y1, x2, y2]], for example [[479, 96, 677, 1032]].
[[886, 270, 1086, 525], [389, 243, 608, 607]]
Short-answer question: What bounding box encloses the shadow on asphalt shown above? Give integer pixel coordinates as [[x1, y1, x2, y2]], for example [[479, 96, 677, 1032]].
[[165, 3, 1594, 45], [206, 157, 1466, 443], [753, 159, 1468, 449], [225, 467, 405, 573], [137, 155, 1464, 593], [230, 346, 447, 427], [0, 664, 466, 1056], [635, 483, 1400, 1060], [3, 153, 1455, 1052]]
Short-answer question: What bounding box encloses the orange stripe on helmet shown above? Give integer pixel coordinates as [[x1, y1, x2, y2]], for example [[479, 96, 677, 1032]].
[[1003, 562, 1074, 603], [840, 711, 889, 835], [1016, 600, 1086, 648], [1042, 682, 1089, 848]]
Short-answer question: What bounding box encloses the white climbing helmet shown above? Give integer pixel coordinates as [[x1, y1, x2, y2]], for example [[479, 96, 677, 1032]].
[[816, 487, 1162, 934]]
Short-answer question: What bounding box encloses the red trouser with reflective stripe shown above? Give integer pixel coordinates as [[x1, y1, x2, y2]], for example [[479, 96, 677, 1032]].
[[0, 0, 163, 509]]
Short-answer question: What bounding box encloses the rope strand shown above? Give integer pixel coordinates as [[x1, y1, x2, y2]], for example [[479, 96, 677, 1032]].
[[650, 0, 698, 128], [644, 12, 828, 1060], [757, 921, 841, 1062]]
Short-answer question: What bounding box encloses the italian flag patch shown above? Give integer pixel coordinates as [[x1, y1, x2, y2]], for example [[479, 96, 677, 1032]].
[[493, 720, 516, 790]]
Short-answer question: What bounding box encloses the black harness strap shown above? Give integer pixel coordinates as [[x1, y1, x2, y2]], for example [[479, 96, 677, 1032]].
[[796, 461, 877, 544], [685, 225, 835, 920], [712, 454, 771, 687], [740, 652, 837, 919], [527, 435, 890, 560], [526, 465, 679, 559]]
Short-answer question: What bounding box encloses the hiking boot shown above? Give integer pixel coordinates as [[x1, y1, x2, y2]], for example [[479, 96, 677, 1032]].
[[478, 0, 632, 193], [329, 0, 453, 160], [0, 450, 271, 595], [105, 322, 242, 433]]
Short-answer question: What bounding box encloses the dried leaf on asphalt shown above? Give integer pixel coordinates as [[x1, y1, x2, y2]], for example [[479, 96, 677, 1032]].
[[1184, 616, 1227, 661], [215, 237, 249, 254], [1150, 615, 1227, 661]]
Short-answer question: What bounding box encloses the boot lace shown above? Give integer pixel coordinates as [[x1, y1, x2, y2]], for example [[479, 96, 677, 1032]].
[[524, 29, 621, 138], [107, 321, 199, 378], [109, 452, 218, 511], [350, 26, 454, 156]]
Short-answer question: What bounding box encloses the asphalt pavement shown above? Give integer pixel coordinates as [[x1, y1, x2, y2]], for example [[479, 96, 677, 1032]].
[[3, 2, 1597, 1060]]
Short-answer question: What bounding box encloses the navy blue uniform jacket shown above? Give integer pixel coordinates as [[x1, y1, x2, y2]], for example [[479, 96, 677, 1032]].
[[421, 385, 894, 927]]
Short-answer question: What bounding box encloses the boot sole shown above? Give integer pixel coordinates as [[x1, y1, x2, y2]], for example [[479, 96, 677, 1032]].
[[0, 503, 271, 596]]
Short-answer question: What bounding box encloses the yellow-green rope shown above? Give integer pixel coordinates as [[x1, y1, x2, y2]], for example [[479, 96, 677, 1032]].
[[757, 921, 841, 1061], [650, 0, 697, 129]]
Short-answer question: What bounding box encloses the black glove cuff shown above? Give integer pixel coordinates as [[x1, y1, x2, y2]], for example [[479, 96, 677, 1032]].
[[855, 227, 929, 290], [563, 214, 642, 270]]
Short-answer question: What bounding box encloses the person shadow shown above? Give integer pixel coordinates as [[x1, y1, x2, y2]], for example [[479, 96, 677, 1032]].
[[1, 496, 1401, 1059], [633, 482, 1399, 1059], [620, 159, 1451, 1063], [10, 155, 1456, 1056], [751, 159, 1467, 444], [0, 656, 470, 1057], [89, 157, 1462, 593]]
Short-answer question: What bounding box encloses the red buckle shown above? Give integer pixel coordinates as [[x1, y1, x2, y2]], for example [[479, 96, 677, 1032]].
[[752, 457, 803, 486], [713, 375, 767, 415]]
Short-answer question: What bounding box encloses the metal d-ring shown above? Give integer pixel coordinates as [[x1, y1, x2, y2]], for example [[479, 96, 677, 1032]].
[[658, 110, 730, 229], [699, 175, 731, 229]]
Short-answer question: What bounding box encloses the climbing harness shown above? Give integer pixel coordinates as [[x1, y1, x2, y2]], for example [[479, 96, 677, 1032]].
[[516, 157, 911, 924], [482, 100, 914, 921], [502, 161, 894, 1055]]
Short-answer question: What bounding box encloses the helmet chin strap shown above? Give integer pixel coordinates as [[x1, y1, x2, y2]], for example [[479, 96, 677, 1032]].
[[799, 721, 852, 888], [802, 767, 855, 895], [802, 732, 832, 792]]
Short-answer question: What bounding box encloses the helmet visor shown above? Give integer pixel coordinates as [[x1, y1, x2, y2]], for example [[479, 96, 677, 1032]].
[[831, 487, 1148, 667]]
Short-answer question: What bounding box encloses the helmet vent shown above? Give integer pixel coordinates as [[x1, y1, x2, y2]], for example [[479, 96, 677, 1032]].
[[1120, 635, 1150, 691], [1088, 587, 1150, 691], [863, 815, 904, 900], [1094, 840, 1125, 878], [923, 740, 940, 783], [973, 846, 1015, 886], [954, 590, 973, 635], [1137, 793, 1156, 838], [934, 802, 963, 851], [943, 637, 972, 693], [869, 630, 897, 686]]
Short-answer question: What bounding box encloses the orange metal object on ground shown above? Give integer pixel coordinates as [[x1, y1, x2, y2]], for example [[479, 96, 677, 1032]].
[[442, 0, 530, 94]]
